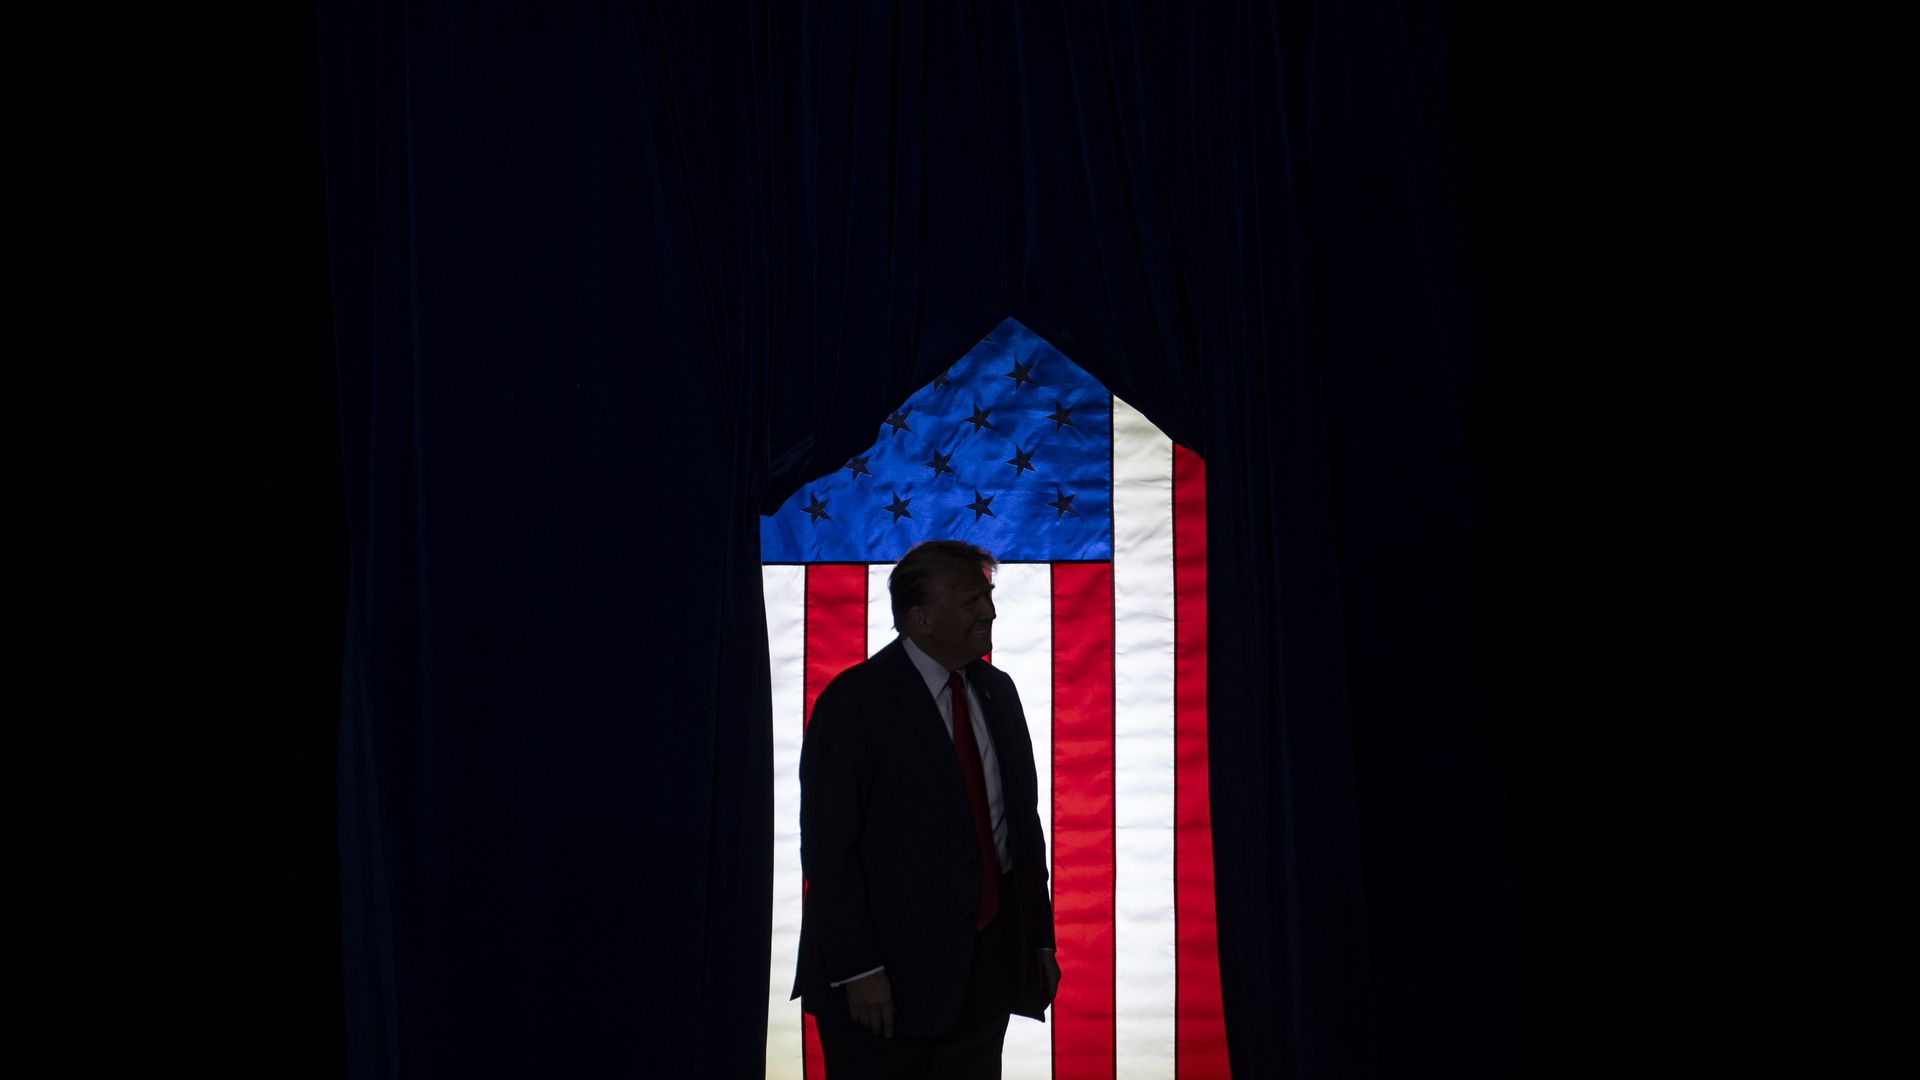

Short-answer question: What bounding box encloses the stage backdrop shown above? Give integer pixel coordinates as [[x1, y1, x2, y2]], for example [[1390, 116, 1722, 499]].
[[761, 321, 1226, 1079], [318, 3, 1513, 1074]]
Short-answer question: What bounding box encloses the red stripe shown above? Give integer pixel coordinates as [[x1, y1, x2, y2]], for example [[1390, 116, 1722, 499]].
[[803, 565, 868, 1080], [1050, 563, 1116, 1080], [805, 564, 868, 727], [1173, 447, 1228, 1077]]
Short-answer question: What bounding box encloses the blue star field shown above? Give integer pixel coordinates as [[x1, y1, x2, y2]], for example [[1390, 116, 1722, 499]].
[[760, 318, 1113, 563]]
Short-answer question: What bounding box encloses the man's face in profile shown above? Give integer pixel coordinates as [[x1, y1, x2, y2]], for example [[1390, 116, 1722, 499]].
[[913, 562, 996, 669]]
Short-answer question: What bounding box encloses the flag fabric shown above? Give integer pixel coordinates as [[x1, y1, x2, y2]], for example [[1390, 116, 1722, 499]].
[[762, 319, 1226, 1079]]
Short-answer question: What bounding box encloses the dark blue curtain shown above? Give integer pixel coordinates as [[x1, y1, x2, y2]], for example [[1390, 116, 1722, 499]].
[[317, 3, 1509, 1076], [8, 0, 1792, 1076], [4, 0, 1794, 1073], [318, 5, 778, 1075]]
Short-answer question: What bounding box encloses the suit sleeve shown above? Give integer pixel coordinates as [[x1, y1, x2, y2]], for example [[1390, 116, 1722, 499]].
[[797, 679, 886, 982], [993, 672, 1057, 952]]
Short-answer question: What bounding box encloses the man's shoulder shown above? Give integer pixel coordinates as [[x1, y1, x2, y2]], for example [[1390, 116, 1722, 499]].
[[816, 640, 912, 703], [965, 657, 1018, 693]]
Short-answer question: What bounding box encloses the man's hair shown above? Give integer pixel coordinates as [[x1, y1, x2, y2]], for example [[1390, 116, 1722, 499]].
[[888, 540, 998, 630]]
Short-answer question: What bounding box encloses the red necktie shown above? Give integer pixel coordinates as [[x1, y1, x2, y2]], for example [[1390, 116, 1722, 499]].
[[947, 671, 999, 929]]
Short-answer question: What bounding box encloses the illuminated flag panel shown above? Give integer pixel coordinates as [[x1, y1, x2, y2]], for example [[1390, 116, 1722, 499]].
[[763, 320, 1225, 1079]]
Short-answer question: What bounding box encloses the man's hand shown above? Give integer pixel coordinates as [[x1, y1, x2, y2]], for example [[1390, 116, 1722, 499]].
[[1038, 950, 1061, 1005], [845, 969, 895, 1038]]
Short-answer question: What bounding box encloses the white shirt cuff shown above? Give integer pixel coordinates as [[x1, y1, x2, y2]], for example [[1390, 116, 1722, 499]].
[[830, 965, 885, 988]]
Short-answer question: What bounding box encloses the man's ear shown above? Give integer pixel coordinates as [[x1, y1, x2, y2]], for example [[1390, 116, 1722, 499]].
[[905, 605, 927, 637]]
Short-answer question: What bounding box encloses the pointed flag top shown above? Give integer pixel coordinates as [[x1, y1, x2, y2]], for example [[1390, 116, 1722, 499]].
[[761, 318, 1112, 562]]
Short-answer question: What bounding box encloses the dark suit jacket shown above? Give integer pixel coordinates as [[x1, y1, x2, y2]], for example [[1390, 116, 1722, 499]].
[[791, 638, 1056, 1037]]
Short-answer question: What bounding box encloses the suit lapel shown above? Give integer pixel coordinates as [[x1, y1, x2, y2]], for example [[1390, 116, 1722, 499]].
[[877, 640, 974, 829]]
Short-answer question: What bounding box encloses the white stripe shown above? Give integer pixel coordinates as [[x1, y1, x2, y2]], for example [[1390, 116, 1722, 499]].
[[987, 562, 1054, 1080], [1111, 397, 1178, 1079], [762, 565, 808, 1080], [866, 563, 896, 655]]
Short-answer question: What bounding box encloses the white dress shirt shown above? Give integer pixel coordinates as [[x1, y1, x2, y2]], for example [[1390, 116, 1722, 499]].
[[901, 634, 1011, 873]]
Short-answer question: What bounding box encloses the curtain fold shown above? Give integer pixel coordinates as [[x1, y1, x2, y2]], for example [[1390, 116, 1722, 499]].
[[320, 4, 777, 1074]]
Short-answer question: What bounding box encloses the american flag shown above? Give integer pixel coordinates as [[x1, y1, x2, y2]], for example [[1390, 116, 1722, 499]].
[[762, 319, 1226, 1079]]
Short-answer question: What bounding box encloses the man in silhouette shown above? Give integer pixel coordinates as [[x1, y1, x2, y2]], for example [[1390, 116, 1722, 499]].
[[793, 540, 1061, 1078]]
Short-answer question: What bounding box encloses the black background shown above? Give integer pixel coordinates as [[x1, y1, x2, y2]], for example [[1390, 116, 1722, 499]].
[[3, 3, 1781, 1075]]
